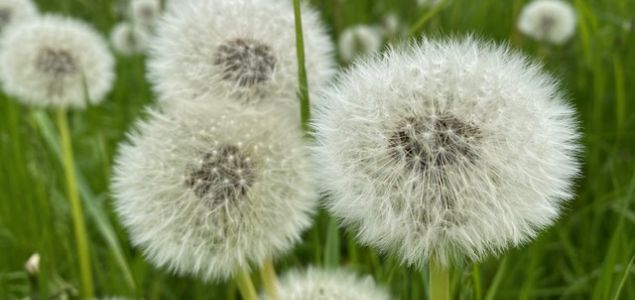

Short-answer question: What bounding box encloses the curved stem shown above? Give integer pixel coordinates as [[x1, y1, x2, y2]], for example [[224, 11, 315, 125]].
[[235, 268, 258, 300], [260, 258, 279, 299], [429, 259, 449, 300], [56, 109, 94, 299]]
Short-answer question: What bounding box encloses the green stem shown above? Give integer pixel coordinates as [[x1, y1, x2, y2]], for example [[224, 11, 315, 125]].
[[235, 268, 258, 300], [292, 0, 311, 134], [56, 109, 94, 299], [260, 258, 279, 299], [429, 259, 449, 300], [409, 0, 448, 37]]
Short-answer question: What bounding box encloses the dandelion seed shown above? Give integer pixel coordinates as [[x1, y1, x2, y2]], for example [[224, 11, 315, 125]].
[[338, 25, 383, 62], [518, 0, 576, 45], [312, 37, 581, 268], [147, 0, 335, 110], [0, 0, 37, 32], [272, 267, 391, 300], [112, 101, 317, 281], [109, 22, 149, 56], [0, 15, 114, 108]]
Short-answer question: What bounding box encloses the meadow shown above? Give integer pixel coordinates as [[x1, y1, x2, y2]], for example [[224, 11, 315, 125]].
[[1, 0, 634, 299]]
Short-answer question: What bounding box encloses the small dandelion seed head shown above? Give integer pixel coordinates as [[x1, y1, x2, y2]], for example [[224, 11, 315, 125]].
[[130, 0, 161, 27], [24, 253, 40, 276], [338, 25, 383, 62], [148, 0, 335, 115], [0, 15, 114, 108], [518, 0, 576, 44], [112, 100, 317, 281], [312, 37, 581, 268], [0, 0, 37, 31], [272, 267, 392, 300], [110, 22, 150, 56]]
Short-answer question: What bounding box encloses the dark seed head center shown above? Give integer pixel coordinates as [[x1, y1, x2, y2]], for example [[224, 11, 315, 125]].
[[186, 145, 256, 206], [36, 47, 78, 75], [389, 114, 481, 172], [214, 38, 277, 87]]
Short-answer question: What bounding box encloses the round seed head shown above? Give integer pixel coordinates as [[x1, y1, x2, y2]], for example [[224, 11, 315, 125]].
[[312, 37, 581, 268], [0, 15, 114, 108], [0, 0, 37, 32], [518, 0, 576, 44], [112, 100, 317, 281], [147, 0, 335, 115]]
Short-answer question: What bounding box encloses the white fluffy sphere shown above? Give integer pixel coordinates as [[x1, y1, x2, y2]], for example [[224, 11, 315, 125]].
[[313, 37, 580, 268], [0, 15, 114, 108], [109, 22, 149, 56], [272, 267, 391, 300], [147, 0, 335, 113], [338, 25, 383, 62], [518, 0, 576, 45], [0, 0, 37, 32], [112, 100, 317, 281]]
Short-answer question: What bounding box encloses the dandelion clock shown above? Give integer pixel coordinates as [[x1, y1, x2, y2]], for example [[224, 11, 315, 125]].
[[271, 267, 392, 300], [0, 15, 114, 108], [518, 0, 576, 45], [112, 99, 317, 297], [147, 0, 335, 113], [110, 22, 149, 56], [313, 37, 580, 298]]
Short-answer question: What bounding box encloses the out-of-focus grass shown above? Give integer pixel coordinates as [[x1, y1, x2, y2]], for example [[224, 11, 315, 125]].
[[1, 0, 634, 299]]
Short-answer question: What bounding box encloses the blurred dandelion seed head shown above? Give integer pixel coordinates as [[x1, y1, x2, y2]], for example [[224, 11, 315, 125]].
[[131, 0, 161, 27], [313, 37, 581, 268], [518, 0, 576, 44], [338, 25, 383, 62], [110, 22, 149, 56]]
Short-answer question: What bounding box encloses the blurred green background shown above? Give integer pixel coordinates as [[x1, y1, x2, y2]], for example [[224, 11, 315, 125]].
[[1, 0, 634, 299]]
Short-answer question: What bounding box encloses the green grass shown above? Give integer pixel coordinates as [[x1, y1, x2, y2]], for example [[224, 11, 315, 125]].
[[1, 0, 634, 299]]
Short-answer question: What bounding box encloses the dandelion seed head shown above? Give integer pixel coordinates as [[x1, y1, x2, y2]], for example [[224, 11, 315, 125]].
[[130, 0, 161, 28], [518, 0, 576, 44], [148, 0, 335, 113], [312, 37, 581, 268], [272, 267, 391, 300], [0, 15, 114, 108], [110, 22, 149, 56], [113, 100, 317, 281]]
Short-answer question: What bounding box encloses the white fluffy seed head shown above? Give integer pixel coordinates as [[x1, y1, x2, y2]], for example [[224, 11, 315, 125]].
[[130, 0, 161, 28], [110, 22, 149, 56], [313, 37, 581, 268], [338, 25, 383, 62], [0, 15, 114, 108], [112, 100, 317, 281], [518, 0, 576, 45], [24, 252, 40, 276], [271, 267, 391, 300], [0, 0, 37, 32], [147, 0, 335, 115]]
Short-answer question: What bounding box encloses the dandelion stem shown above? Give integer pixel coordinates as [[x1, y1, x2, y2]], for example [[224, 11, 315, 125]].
[[260, 258, 279, 299], [235, 268, 258, 300], [292, 0, 311, 134], [409, 0, 448, 36], [429, 259, 449, 300], [56, 109, 94, 299]]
